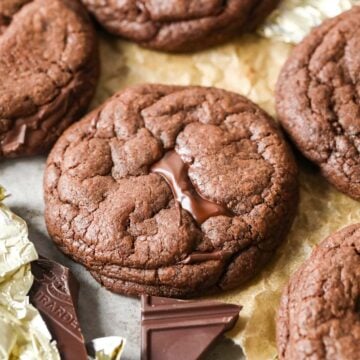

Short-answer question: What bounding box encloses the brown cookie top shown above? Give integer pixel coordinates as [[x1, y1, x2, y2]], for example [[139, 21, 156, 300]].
[[81, 0, 279, 52], [277, 224, 360, 360], [44, 84, 298, 297], [276, 7, 360, 200], [0, 0, 99, 158]]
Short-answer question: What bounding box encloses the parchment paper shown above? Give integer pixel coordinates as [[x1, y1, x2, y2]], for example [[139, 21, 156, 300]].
[[259, 0, 360, 43], [1, 1, 360, 359]]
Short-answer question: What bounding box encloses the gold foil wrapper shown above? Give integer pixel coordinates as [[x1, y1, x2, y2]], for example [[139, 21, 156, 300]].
[[94, 3, 360, 356], [0, 186, 60, 359], [259, 0, 360, 43], [0, 187, 6, 201], [87, 336, 126, 360]]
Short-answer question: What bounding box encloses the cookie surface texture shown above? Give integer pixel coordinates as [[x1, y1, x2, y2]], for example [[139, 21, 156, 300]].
[[44, 84, 298, 297], [81, 0, 279, 52], [277, 224, 360, 360], [276, 6, 360, 200], [0, 0, 99, 157]]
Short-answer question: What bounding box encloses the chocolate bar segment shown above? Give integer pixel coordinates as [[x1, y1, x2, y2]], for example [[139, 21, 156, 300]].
[[29, 258, 88, 360], [141, 295, 241, 360]]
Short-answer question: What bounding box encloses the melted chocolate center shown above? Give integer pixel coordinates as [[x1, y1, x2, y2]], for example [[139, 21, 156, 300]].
[[151, 150, 231, 224]]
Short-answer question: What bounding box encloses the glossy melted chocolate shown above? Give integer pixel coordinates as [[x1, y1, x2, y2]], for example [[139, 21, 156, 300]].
[[151, 150, 232, 224]]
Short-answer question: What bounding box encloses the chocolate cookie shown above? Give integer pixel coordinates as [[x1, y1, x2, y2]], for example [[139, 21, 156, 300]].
[[0, 0, 99, 158], [276, 7, 360, 200], [81, 0, 279, 52], [277, 224, 360, 359], [44, 84, 298, 297]]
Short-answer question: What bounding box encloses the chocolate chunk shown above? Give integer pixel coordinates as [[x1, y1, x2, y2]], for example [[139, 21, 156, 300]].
[[29, 258, 87, 360], [180, 250, 233, 264], [141, 295, 241, 360], [151, 150, 233, 224]]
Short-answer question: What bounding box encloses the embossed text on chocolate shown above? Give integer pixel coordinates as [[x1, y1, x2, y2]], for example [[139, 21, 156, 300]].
[[33, 290, 80, 331]]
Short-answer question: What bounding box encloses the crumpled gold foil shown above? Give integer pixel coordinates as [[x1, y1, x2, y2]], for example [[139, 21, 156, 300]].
[[94, 2, 360, 356], [88, 337, 126, 360], [258, 0, 360, 43], [0, 186, 60, 359]]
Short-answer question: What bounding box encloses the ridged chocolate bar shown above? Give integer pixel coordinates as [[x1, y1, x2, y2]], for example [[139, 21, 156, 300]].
[[141, 295, 241, 360], [29, 257, 88, 360]]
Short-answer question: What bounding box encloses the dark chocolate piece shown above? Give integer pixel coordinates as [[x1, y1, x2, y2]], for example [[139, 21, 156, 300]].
[[141, 295, 241, 360], [29, 258, 87, 360], [151, 150, 232, 224], [180, 250, 233, 264]]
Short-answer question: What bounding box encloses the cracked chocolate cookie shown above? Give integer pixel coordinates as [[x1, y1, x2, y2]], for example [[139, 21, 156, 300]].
[[277, 224, 360, 360], [276, 7, 360, 200], [0, 0, 99, 158], [81, 0, 280, 52], [44, 84, 298, 297]]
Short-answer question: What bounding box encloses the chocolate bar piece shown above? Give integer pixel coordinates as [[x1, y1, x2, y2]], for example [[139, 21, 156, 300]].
[[29, 258, 88, 360], [141, 295, 241, 360]]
